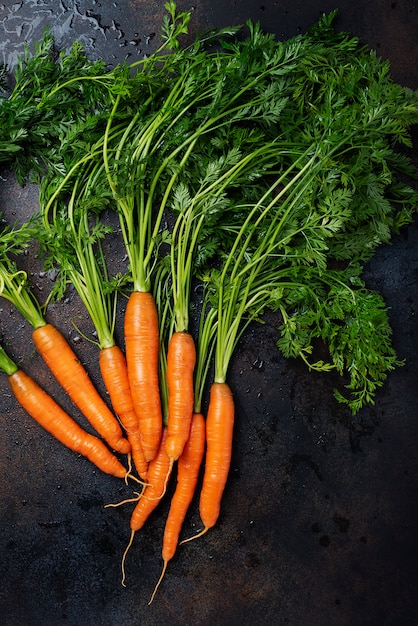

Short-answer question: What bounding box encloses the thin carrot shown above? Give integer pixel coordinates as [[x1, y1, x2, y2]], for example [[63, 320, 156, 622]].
[[121, 428, 171, 586], [186, 382, 234, 541], [149, 411, 205, 604], [99, 345, 148, 480], [124, 291, 162, 463], [0, 346, 129, 479], [32, 323, 131, 455], [164, 412, 206, 558], [165, 330, 196, 464]]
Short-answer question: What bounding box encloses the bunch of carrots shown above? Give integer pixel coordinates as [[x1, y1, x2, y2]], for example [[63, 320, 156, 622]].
[[1, 1, 418, 604], [0, 206, 234, 601], [0, 212, 228, 600]]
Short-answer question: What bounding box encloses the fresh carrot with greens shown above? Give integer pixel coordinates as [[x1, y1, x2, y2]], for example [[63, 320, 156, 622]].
[[163, 144, 283, 466], [0, 345, 129, 479], [121, 428, 172, 586], [0, 253, 130, 455], [184, 142, 341, 539], [101, 50, 269, 462], [102, 95, 175, 463], [100, 67, 215, 466], [39, 167, 147, 475]]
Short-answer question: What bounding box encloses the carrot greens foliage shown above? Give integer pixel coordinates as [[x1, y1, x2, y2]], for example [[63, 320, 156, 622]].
[[1, 1, 418, 591], [0, 4, 417, 413]]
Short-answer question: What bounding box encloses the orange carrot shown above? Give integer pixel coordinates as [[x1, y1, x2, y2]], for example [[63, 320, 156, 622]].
[[165, 331, 196, 464], [124, 291, 162, 462], [32, 323, 131, 455], [184, 382, 234, 541], [121, 428, 171, 586], [149, 412, 205, 604], [99, 345, 148, 480], [7, 367, 129, 479]]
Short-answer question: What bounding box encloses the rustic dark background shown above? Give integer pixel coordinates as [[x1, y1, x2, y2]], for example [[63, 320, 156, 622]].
[[1, 2, 418, 625]]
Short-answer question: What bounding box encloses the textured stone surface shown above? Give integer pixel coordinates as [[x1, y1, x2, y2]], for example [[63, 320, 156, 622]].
[[1, 2, 417, 625]]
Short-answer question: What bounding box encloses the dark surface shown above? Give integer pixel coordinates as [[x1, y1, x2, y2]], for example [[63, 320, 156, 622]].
[[1, 2, 418, 625]]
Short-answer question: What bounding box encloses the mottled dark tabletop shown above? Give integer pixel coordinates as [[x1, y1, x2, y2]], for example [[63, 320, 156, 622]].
[[1, 2, 418, 625]]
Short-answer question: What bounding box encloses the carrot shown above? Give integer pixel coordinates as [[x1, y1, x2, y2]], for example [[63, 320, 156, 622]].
[[0, 347, 129, 479], [149, 411, 205, 604], [99, 344, 148, 480], [121, 427, 171, 586], [165, 331, 196, 464], [200, 382, 234, 529], [0, 260, 129, 455], [163, 412, 206, 558], [32, 322, 131, 455], [124, 291, 162, 463], [184, 382, 234, 542]]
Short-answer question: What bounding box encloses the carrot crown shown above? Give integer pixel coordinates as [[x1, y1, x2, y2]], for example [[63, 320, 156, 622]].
[[0, 345, 18, 377], [0, 264, 46, 330]]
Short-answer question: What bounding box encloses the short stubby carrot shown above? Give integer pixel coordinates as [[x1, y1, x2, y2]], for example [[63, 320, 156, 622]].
[[148, 412, 205, 604], [199, 382, 235, 531], [165, 331, 196, 463], [8, 368, 129, 479], [121, 428, 171, 586], [99, 344, 148, 480], [32, 323, 131, 455], [124, 291, 162, 463]]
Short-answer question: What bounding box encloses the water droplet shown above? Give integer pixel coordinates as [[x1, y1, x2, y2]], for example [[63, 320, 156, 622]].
[[251, 357, 265, 371]]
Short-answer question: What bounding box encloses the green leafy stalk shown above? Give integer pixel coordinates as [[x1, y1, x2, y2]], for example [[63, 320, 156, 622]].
[[0, 221, 45, 329], [38, 159, 125, 350], [0, 345, 19, 377]]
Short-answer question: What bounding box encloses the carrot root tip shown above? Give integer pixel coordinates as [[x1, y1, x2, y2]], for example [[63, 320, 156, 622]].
[[148, 559, 168, 605], [104, 490, 142, 508], [125, 471, 148, 487], [179, 526, 209, 545], [121, 528, 136, 587]]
